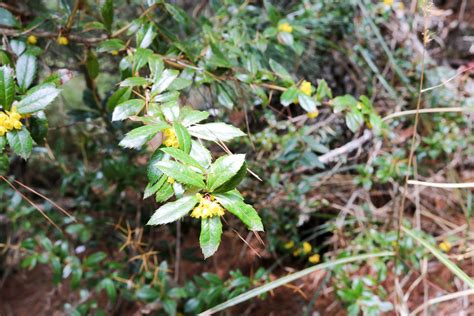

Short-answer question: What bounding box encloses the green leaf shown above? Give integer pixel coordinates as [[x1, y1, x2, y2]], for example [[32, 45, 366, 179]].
[[280, 86, 298, 106], [16, 85, 61, 114], [0, 66, 15, 109], [16, 53, 37, 91], [165, 3, 189, 25], [345, 108, 364, 133], [0, 153, 8, 175], [84, 251, 107, 267], [207, 44, 231, 69], [148, 55, 164, 82], [137, 24, 157, 49], [298, 94, 318, 112], [112, 99, 145, 121], [152, 69, 179, 94], [98, 278, 116, 303], [214, 193, 263, 231], [7, 127, 33, 159], [120, 77, 149, 87], [101, 0, 114, 32], [136, 286, 160, 301], [160, 147, 204, 171], [0, 136, 6, 151], [97, 39, 125, 53], [180, 108, 209, 127], [119, 123, 168, 149], [155, 181, 174, 203], [316, 79, 332, 100], [269, 59, 292, 82], [156, 160, 205, 188], [106, 87, 132, 111], [200, 216, 222, 258], [0, 8, 18, 27], [144, 174, 167, 199], [173, 122, 191, 153], [86, 51, 99, 79], [148, 150, 165, 183], [207, 154, 245, 192], [133, 48, 152, 73], [213, 162, 247, 193], [147, 195, 199, 225], [188, 123, 246, 142], [331, 95, 357, 113], [190, 140, 212, 169]]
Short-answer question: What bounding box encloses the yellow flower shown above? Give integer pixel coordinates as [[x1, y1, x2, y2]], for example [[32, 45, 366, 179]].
[[292, 249, 301, 257], [308, 254, 320, 264], [57, 36, 69, 46], [384, 0, 394, 6], [306, 110, 319, 119], [27, 35, 38, 45], [278, 23, 293, 33], [167, 177, 175, 184], [302, 242, 312, 254], [439, 241, 452, 252], [284, 241, 295, 249], [299, 80, 312, 96], [0, 126, 6, 136], [162, 128, 179, 148], [111, 50, 119, 56], [190, 195, 225, 219]]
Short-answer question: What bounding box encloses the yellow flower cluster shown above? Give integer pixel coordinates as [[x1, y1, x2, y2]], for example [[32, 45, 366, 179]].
[[190, 194, 225, 219], [299, 80, 312, 96], [27, 35, 38, 45], [308, 254, 320, 264], [285, 240, 320, 263], [383, 0, 394, 5], [0, 108, 23, 136], [57, 36, 69, 46], [162, 128, 179, 148], [439, 241, 452, 252], [278, 23, 293, 33]]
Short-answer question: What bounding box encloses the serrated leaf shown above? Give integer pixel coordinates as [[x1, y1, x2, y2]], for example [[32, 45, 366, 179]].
[[147, 150, 165, 183], [16, 53, 37, 91], [147, 195, 199, 225], [213, 162, 247, 193], [152, 69, 179, 94], [7, 127, 33, 159], [0, 66, 15, 109], [200, 216, 222, 258], [119, 123, 168, 149], [214, 193, 263, 231], [156, 160, 205, 188], [97, 39, 125, 53], [207, 154, 245, 192], [180, 108, 209, 127], [112, 99, 145, 121], [188, 123, 246, 142], [160, 147, 204, 171], [190, 140, 212, 169], [106, 87, 132, 111], [120, 77, 149, 87], [155, 181, 174, 203], [173, 122, 191, 153], [144, 174, 167, 199], [16, 85, 61, 114]]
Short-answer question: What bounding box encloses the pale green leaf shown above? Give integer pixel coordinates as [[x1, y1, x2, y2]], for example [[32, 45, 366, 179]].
[[207, 154, 245, 192], [147, 195, 199, 225], [200, 216, 222, 258], [188, 123, 246, 142], [16, 85, 61, 114], [112, 99, 145, 121]]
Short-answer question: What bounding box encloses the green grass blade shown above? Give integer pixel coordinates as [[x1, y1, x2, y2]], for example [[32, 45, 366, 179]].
[[199, 251, 394, 315], [402, 226, 474, 289]]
